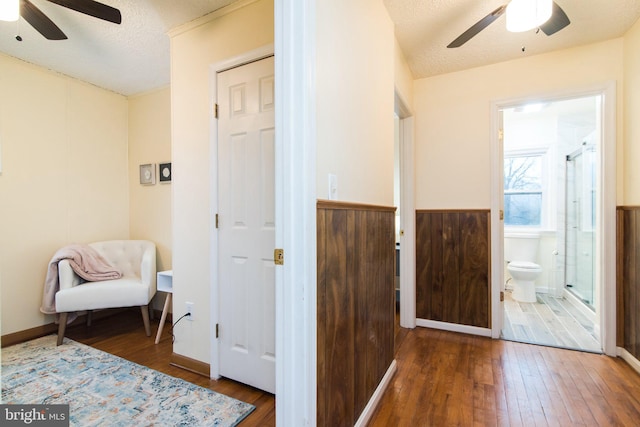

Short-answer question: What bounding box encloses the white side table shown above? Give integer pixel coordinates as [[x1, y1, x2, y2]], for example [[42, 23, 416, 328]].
[[155, 270, 173, 344]]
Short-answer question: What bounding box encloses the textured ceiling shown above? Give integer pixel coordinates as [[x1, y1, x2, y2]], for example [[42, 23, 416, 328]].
[[384, 0, 640, 79], [0, 0, 237, 95], [0, 1, 638, 96]]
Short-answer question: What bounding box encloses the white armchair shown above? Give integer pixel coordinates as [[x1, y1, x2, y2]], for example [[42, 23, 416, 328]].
[[55, 240, 157, 345]]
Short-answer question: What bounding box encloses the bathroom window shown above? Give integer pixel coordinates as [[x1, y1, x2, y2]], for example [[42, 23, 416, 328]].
[[504, 154, 543, 226]]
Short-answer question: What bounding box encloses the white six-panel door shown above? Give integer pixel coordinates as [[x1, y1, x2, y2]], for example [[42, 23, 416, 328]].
[[217, 56, 276, 393]]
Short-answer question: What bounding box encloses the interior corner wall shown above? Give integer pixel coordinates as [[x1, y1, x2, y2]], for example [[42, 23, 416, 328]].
[[0, 54, 129, 335], [315, 0, 395, 206], [624, 18, 640, 205], [169, 0, 274, 364], [394, 36, 414, 111], [128, 87, 172, 312], [413, 39, 624, 210]]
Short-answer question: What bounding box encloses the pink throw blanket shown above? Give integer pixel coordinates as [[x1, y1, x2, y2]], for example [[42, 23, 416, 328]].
[[40, 244, 122, 315]]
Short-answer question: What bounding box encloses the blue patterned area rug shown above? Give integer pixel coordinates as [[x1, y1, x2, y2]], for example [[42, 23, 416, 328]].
[[1, 335, 255, 426]]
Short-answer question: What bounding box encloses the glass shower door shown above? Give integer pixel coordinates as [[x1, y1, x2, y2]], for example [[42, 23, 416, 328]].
[[565, 147, 596, 309]]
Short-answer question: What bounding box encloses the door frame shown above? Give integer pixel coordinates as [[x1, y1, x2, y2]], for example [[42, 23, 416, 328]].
[[274, 0, 318, 423], [209, 44, 275, 382], [395, 91, 417, 329], [489, 82, 617, 357]]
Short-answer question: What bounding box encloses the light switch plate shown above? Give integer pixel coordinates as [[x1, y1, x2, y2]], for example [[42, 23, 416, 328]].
[[328, 174, 337, 200]]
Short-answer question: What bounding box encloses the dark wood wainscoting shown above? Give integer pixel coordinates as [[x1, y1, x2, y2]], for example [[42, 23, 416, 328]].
[[317, 200, 396, 426], [617, 206, 640, 359], [416, 210, 491, 328]]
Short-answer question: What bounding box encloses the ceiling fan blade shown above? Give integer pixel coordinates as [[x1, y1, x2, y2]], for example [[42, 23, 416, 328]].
[[21, 0, 67, 40], [46, 0, 121, 24], [540, 2, 570, 36], [447, 4, 508, 48]]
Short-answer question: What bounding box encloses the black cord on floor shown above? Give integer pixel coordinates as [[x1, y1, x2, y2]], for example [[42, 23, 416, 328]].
[[169, 313, 191, 343]]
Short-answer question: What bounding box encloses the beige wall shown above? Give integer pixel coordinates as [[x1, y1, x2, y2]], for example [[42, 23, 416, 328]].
[[0, 54, 129, 335], [316, 0, 395, 206], [169, 0, 274, 363], [413, 39, 624, 209], [128, 87, 172, 311], [624, 19, 640, 204]]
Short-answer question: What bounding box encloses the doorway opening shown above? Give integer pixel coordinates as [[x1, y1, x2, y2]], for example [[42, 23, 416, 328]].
[[498, 94, 605, 353], [394, 93, 416, 332]]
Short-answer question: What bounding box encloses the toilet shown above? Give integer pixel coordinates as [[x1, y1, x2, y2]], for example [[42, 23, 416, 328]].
[[505, 232, 542, 303]]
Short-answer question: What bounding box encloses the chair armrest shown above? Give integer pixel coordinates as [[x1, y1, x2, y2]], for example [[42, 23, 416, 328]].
[[58, 259, 81, 290], [140, 244, 157, 295]]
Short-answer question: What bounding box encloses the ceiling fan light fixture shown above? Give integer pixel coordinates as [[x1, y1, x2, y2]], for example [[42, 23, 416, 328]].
[[0, 0, 19, 22], [506, 0, 552, 33]]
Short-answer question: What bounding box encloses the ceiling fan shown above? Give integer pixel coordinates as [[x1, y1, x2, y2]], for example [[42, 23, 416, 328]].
[[447, 0, 570, 48], [18, 0, 121, 40]]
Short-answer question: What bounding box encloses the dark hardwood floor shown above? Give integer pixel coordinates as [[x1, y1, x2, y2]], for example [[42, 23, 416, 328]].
[[64, 308, 275, 427], [64, 308, 640, 426], [370, 325, 640, 426]]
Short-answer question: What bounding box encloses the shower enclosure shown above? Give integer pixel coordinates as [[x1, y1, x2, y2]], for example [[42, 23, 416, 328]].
[[565, 145, 596, 309]]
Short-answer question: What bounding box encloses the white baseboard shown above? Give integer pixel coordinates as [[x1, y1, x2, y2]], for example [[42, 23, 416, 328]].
[[416, 319, 492, 337], [617, 347, 640, 375], [354, 359, 397, 427]]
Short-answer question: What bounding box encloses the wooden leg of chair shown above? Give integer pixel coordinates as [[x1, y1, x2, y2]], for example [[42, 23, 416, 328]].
[[141, 305, 151, 337], [86, 310, 93, 327], [57, 313, 68, 346]]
